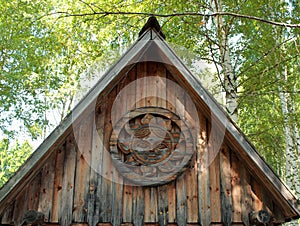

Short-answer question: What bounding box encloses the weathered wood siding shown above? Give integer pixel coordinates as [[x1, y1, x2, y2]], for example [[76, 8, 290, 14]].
[[0, 62, 291, 226]]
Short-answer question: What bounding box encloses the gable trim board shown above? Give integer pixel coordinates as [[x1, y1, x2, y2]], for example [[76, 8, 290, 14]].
[[0, 27, 299, 222]]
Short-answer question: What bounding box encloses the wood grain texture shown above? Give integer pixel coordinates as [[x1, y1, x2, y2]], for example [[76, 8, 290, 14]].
[[59, 134, 76, 226], [198, 114, 211, 226], [52, 145, 65, 222], [73, 113, 93, 222], [209, 152, 221, 223], [240, 163, 252, 226], [132, 186, 144, 226], [38, 152, 56, 222], [231, 153, 242, 222], [168, 181, 176, 223], [220, 146, 232, 226]]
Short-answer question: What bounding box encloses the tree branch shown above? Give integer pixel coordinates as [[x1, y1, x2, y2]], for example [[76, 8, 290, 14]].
[[43, 11, 300, 28]]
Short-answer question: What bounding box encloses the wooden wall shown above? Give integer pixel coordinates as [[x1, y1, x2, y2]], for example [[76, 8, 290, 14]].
[[0, 62, 289, 226]]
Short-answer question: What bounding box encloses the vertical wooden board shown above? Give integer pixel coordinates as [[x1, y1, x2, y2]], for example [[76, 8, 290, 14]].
[[100, 89, 116, 223], [59, 134, 76, 226], [198, 114, 211, 226], [240, 165, 252, 226], [38, 152, 56, 221], [111, 172, 123, 225], [144, 188, 151, 222], [132, 186, 144, 226], [136, 62, 147, 108], [230, 153, 242, 223], [132, 61, 146, 225], [122, 184, 133, 222], [112, 181, 123, 225], [146, 61, 158, 107], [92, 102, 106, 225], [13, 187, 27, 226], [1, 203, 14, 224], [184, 88, 198, 223], [250, 177, 263, 212], [158, 184, 169, 226], [125, 64, 137, 111], [73, 113, 93, 222], [99, 171, 113, 223], [176, 172, 187, 226], [144, 187, 158, 222], [168, 181, 176, 223], [111, 67, 134, 226], [209, 152, 221, 223], [52, 145, 65, 222], [156, 63, 167, 109], [166, 71, 176, 113], [186, 160, 199, 223], [27, 171, 42, 211], [262, 188, 274, 214], [220, 146, 232, 226]]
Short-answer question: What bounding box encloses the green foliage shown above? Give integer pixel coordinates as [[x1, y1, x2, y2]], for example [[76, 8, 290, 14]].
[[0, 139, 33, 188]]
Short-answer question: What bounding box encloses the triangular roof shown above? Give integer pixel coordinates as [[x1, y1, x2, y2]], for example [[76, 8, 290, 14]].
[[0, 18, 299, 222]]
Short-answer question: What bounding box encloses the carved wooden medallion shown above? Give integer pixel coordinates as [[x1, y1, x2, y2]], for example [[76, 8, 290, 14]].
[[110, 107, 194, 185]]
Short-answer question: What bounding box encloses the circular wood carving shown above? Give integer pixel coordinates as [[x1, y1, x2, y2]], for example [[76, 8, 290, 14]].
[[110, 107, 194, 186]]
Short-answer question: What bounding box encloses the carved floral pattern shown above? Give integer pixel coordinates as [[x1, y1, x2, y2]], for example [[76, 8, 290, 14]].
[[110, 107, 194, 185]]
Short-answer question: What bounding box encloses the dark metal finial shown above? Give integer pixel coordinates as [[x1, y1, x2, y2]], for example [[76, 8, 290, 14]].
[[138, 16, 166, 39]]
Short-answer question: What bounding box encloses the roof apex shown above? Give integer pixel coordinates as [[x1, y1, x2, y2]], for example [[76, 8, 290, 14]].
[[138, 16, 166, 39]]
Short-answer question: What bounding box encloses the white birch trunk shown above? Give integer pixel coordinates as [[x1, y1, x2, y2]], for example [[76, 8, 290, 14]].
[[277, 68, 300, 199], [212, 0, 238, 122]]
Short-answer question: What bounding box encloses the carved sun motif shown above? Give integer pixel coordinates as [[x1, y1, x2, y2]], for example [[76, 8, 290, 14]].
[[118, 113, 177, 165], [109, 107, 194, 186]]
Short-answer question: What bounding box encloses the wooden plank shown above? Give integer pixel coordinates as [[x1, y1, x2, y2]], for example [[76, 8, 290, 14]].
[[198, 114, 211, 226], [156, 62, 167, 109], [125, 64, 137, 112], [146, 61, 158, 107], [38, 152, 56, 222], [186, 160, 199, 223], [220, 146, 232, 226], [92, 101, 106, 225], [121, 223, 134, 226], [231, 153, 242, 223], [70, 223, 89, 226], [121, 66, 136, 223], [1, 203, 14, 224], [59, 134, 76, 226], [122, 184, 133, 222], [184, 86, 198, 223], [158, 184, 169, 225], [240, 164, 252, 226], [176, 172, 187, 226], [136, 62, 147, 108], [144, 187, 158, 222], [166, 71, 176, 113], [209, 152, 221, 223], [73, 113, 93, 222], [100, 90, 116, 223], [168, 181, 176, 223], [27, 171, 41, 211], [111, 173, 123, 225], [12, 188, 27, 226], [51, 145, 65, 222], [132, 186, 144, 226], [250, 177, 263, 212]]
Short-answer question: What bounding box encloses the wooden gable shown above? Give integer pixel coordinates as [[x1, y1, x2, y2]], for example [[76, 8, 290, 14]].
[[0, 18, 299, 226]]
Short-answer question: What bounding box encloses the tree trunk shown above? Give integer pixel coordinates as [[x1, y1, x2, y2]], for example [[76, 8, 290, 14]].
[[212, 0, 238, 122], [277, 67, 300, 198]]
